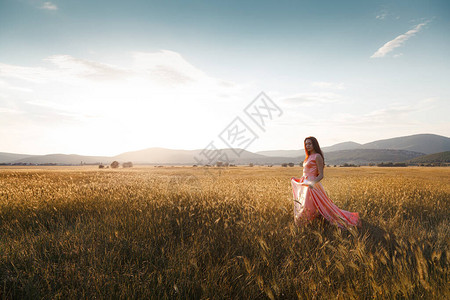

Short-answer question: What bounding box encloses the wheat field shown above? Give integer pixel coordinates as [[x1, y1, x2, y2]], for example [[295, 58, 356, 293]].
[[0, 166, 448, 299]]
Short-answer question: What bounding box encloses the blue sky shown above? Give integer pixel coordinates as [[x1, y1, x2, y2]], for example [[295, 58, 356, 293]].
[[0, 0, 449, 155]]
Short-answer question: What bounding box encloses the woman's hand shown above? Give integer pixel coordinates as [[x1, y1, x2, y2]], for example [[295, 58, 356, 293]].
[[302, 180, 315, 189]]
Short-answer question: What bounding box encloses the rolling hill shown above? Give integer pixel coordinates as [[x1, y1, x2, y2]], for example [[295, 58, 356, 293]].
[[407, 151, 450, 164], [0, 152, 37, 164], [253, 150, 301, 158], [257, 142, 364, 158], [115, 148, 290, 165], [360, 134, 450, 154], [1, 133, 448, 165], [11, 154, 111, 165], [323, 149, 425, 165], [256, 134, 449, 157]]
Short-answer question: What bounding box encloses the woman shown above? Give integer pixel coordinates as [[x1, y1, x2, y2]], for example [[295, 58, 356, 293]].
[[291, 137, 360, 228]]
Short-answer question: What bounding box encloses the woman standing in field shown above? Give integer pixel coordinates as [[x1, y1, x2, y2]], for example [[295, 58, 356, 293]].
[[291, 137, 360, 228]]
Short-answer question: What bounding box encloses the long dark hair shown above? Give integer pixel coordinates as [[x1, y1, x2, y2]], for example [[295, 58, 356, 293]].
[[304, 136, 324, 163]]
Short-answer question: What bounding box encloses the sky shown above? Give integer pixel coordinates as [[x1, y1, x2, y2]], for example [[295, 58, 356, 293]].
[[0, 0, 449, 156]]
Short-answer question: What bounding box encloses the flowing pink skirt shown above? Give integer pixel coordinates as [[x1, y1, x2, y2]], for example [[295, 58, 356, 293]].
[[291, 177, 360, 229]]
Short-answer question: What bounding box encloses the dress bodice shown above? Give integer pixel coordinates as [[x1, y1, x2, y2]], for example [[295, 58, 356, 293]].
[[303, 153, 319, 179]]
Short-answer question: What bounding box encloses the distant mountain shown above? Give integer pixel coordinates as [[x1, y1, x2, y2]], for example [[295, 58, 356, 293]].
[[407, 151, 450, 164], [1, 133, 448, 166], [114, 147, 199, 164], [255, 150, 301, 158], [256, 141, 363, 158], [322, 141, 362, 152], [4, 148, 427, 166], [114, 147, 425, 165], [12, 154, 111, 165], [324, 149, 425, 165], [0, 152, 37, 164], [114, 147, 289, 165], [256, 134, 449, 157], [360, 134, 450, 154]]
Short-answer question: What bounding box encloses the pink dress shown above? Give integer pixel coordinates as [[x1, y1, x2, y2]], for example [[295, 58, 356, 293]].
[[291, 153, 360, 228]]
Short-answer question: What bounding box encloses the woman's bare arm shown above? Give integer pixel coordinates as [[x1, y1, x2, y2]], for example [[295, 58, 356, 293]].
[[310, 154, 324, 187]]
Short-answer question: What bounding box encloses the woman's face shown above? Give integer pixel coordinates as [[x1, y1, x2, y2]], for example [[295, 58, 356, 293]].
[[305, 139, 314, 152]]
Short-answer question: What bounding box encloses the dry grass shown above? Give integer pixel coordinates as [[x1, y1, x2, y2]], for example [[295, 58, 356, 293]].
[[0, 166, 448, 299]]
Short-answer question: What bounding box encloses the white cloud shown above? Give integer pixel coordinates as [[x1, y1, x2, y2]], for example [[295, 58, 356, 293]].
[[311, 81, 345, 90], [0, 79, 33, 92], [0, 63, 53, 83], [0, 107, 23, 114], [279, 98, 437, 135], [375, 6, 389, 20], [44, 55, 130, 81], [371, 21, 430, 58], [280, 92, 342, 106], [131, 50, 212, 86], [0, 50, 238, 90], [348, 105, 415, 126], [376, 13, 387, 20], [0, 50, 251, 155], [41, 2, 58, 11], [0, 56, 124, 84], [317, 100, 434, 128]]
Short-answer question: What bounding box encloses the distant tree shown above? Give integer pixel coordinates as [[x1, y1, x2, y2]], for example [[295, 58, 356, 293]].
[[122, 162, 133, 168], [249, 163, 254, 167], [98, 164, 104, 169], [288, 163, 295, 167], [341, 163, 359, 167], [394, 163, 407, 167], [216, 161, 223, 167], [281, 163, 288, 167], [111, 161, 119, 169]]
